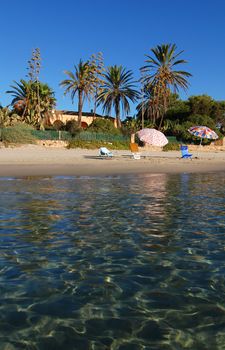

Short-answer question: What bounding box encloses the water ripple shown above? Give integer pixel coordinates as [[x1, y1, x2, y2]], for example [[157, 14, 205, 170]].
[[0, 173, 225, 349]]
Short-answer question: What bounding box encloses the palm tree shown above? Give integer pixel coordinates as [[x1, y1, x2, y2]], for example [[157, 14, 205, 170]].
[[7, 79, 30, 112], [140, 43, 192, 129], [97, 65, 140, 128], [136, 86, 163, 126], [60, 60, 96, 127], [7, 79, 56, 127]]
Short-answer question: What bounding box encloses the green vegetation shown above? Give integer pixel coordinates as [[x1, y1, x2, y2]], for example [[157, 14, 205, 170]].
[[52, 120, 65, 131], [7, 80, 56, 129], [139, 44, 192, 129], [67, 139, 129, 150], [60, 53, 104, 128], [97, 65, 140, 128], [87, 118, 120, 135], [0, 107, 21, 127], [1, 123, 37, 145], [65, 120, 81, 136], [163, 142, 180, 151], [161, 95, 224, 143], [6, 48, 56, 129]]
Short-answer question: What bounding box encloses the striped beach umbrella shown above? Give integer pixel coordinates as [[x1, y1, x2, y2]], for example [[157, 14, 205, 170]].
[[137, 128, 168, 146], [188, 126, 218, 145]]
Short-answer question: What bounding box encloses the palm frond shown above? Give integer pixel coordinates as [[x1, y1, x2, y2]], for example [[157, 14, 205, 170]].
[[97, 65, 139, 124]]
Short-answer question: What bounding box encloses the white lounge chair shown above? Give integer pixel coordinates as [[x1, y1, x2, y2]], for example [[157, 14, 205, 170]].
[[99, 147, 113, 157]]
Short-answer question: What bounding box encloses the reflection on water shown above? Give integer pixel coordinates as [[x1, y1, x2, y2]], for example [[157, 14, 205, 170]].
[[0, 173, 225, 349]]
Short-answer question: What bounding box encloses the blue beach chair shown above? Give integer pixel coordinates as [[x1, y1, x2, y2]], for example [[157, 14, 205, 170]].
[[99, 147, 113, 157], [180, 145, 192, 159]]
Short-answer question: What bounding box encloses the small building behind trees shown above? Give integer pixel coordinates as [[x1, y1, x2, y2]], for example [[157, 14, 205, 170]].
[[46, 110, 117, 129]]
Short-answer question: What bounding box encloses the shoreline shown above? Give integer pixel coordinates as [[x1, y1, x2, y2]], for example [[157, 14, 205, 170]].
[[0, 145, 225, 177]]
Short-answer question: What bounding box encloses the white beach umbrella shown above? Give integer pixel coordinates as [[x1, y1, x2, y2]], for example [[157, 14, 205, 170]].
[[137, 128, 168, 146]]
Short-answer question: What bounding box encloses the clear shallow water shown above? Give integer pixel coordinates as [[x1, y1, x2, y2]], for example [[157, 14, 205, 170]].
[[0, 173, 225, 349]]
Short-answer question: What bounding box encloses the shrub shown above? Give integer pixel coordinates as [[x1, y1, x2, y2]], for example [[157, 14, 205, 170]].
[[187, 114, 216, 128], [65, 120, 81, 136], [67, 139, 129, 150], [53, 119, 65, 131], [0, 107, 11, 128], [163, 142, 180, 151], [88, 118, 121, 135], [12, 122, 35, 132], [121, 117, 141, 136], [1, 123, 37, 145]]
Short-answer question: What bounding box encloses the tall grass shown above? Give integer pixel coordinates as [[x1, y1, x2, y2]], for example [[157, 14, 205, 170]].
[[1, 124, 37, 145]]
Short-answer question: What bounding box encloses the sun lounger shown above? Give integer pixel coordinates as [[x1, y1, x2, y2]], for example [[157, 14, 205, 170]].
[[99, 147, 113, 157]]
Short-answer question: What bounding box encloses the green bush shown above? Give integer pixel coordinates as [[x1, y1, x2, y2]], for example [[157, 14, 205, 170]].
[[88, 118, 121, 135], [1, 123, 37, 144], [172, 115, 222, 144], [67, 140, 99, 149], [65, 120, 81, 136], [187, 114, 216, 127], [53, 119, 65, 131], [67, 139, 129, 150], [163, 142, 180, 151]]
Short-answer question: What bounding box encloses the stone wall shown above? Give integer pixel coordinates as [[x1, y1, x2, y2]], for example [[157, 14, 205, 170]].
[[36, 140, 68, 148], [188, 144, 225, 152]]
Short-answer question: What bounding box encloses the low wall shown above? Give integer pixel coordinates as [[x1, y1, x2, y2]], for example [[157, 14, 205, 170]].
[[142, 145, 163, 151], [142, 144, 225, 152], [188, 145, 225, 152], [36, 140, 68, 148]]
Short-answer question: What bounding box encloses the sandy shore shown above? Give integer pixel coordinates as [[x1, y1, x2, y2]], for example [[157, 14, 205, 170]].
[[0, 145, 225, 177]]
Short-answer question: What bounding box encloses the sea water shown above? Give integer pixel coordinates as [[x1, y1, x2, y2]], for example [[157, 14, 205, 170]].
[[0, 173, 225, 349]]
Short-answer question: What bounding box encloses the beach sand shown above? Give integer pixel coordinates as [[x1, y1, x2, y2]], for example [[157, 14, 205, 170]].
[[0, 145, 225, 177], [0, 144, 225, 177]]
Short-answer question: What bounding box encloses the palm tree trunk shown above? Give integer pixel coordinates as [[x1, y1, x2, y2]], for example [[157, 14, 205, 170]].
[[78, 90, 83, 127], [158, 94, 168, 130], [116, 114, 121, 128], [158, 113, 164, 130], [131, 133, 135, 143], [115, 100, 121, 128]]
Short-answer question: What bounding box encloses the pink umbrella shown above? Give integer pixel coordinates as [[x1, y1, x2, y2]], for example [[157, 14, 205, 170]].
[[137, 128, 168, 146]]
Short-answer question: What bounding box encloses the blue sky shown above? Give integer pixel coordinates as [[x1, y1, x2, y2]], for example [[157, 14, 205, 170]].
[[1, 0, 225, 119]]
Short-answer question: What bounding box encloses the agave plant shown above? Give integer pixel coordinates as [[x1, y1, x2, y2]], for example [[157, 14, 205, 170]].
[[0, 107, 11, 128], [0, 106, 21, 128]]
